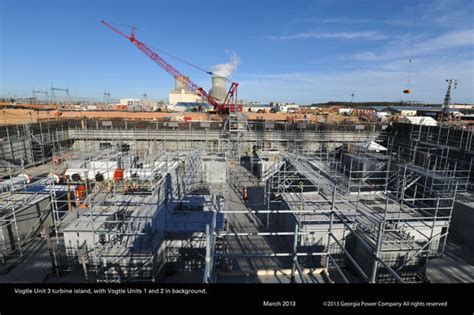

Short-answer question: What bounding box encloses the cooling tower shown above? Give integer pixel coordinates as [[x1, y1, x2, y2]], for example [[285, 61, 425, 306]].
[[175, 76, 190, 91], [209, 76, 227, 101]]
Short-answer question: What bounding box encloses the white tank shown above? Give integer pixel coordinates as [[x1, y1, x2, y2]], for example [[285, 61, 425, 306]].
[[64, 168, 89, 181]]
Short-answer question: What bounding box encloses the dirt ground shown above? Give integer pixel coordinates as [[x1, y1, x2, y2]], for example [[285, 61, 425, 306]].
[[0, 109, 212, 125], [0, 108, 353, 125]]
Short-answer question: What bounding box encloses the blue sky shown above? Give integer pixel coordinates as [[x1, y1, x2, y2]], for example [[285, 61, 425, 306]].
[[1, 0, 473, 104]]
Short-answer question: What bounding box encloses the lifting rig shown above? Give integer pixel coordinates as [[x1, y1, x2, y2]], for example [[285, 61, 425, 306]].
[[101, 20, 242, 113], [438, 79, 458, 122]]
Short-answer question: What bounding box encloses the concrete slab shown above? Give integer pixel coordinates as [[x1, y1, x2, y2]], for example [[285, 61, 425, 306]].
[[223, 164, 292, 275], [426, 241, 474, 283], [0, 238, 51, 283]]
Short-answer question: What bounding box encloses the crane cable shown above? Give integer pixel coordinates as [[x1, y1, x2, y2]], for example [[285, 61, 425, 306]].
[[144, 41, 214, 76], [145, 41, 233, 83], [406, 5, 418, 91], [108, 22, 232, 82]]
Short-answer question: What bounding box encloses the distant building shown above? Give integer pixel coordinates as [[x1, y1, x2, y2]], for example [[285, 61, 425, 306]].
[[118, 98, 142, 111], [84, 105, 97, 111], [374, 111, 390, 120], [386, 106, 419, 116], [270, 101, 299, 113], [339, 108, 352, 115], [242, 104, 272, 113], [168, 77, 201, 105], [173, 102, 211, 112], [119, 98, 140, 106], [451, 104, 474, 110], [368, 106, 390, 112], [116, 98, 167, 111], [352, 107, 375, 117], [386, 106, 462, 117]]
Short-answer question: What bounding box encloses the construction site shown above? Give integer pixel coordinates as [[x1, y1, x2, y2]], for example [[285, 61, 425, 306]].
[[0, 113, 473, 284], [0, 16, 473, 285]]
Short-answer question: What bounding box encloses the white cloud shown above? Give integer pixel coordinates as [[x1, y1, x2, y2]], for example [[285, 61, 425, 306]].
[[415, 29, 473, 53], [347, 29, 474, 61], [419, 0, 474, 27], [254, 0, 474, 103], [269, 31, 389, 41], [237, 58, 473, 104], [320, 18, 410, 26]]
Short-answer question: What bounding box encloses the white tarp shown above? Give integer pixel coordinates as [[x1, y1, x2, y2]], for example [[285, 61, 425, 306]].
[[404, 116, 438, 126], [355, 141, 387, 152]]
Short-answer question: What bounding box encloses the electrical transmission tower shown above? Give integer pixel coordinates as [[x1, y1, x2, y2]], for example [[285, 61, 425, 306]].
[[103, 91, 111, 104], [51, 85, 70, 105], [32, 89, 49, 104]]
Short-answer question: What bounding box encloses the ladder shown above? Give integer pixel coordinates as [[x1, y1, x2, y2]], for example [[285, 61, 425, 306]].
[[220, 112, 252, 162]]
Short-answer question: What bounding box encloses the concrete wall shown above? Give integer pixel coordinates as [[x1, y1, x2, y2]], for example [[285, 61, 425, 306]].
[[398, 221, 447, 256], [0, 120, 381, 176], [69, 128, 379, 157], [343, 219, 448, 281], [0, 194, 52, 257], [450, 201, 474, 254], [0, 122, 70, 172]]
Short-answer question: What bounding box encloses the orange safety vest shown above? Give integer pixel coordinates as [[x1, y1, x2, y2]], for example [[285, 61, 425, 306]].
[[75, 184, 86, 206]]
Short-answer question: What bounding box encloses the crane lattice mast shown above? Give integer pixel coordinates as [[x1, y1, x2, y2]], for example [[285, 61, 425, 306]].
[[442, 79, 457, 117], [101, 20, 241, 113]]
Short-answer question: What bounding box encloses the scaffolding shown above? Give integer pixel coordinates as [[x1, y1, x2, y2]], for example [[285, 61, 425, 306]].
[[0, 173, 69, 275], [56, 147, 228, 283], [0, 122, 70, 176], [1, 119, 472, 283], [247, 124, 468, 283], [60, 150, 181, 282]]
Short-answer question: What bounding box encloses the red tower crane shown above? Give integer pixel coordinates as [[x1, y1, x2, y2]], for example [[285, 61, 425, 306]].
[[100, 20, 241, 113]]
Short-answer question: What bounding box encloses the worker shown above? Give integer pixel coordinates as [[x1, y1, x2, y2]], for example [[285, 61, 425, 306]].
[[75, 184, 86, 207], [243, 186, 249, 203]]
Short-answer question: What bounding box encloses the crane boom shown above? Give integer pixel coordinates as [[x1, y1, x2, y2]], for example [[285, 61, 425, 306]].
[[101, 20, 240, 112]]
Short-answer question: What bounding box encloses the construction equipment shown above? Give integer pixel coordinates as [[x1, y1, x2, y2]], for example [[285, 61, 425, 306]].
[[438, 79, 458, 121], [101, 20, 242, 114]]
